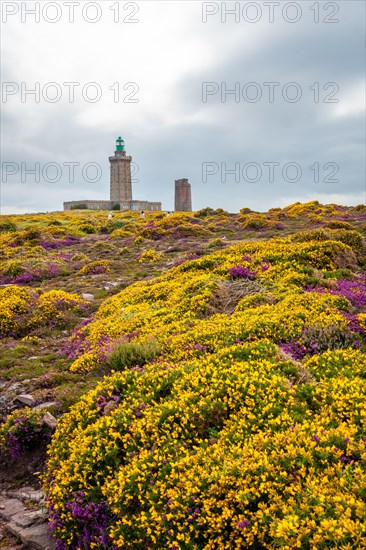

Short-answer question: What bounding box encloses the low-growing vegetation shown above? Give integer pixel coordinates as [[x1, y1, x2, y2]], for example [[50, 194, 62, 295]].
[[0, 201, 365, 549]]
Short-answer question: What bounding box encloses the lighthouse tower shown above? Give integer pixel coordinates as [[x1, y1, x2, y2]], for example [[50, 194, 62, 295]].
[[109, 137, 132, 204]]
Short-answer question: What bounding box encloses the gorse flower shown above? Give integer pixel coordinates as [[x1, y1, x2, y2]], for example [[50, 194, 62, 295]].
[[1, 205, 365, 549], [42, 222, 366, 549]]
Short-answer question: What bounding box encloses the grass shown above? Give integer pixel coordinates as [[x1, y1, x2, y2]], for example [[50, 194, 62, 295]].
[[108, 338, 162, 371]]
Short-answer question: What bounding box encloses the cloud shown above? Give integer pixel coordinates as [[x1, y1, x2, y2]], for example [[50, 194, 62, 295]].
[[1, 0, 365, 213]]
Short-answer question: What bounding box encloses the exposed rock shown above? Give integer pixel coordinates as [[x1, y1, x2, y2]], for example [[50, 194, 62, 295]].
[[1, 490, 53, 549], [81, 292, 94, 301], [6, 487, 44, 503], [7, 521, 55, 549], [5, 382, 30, 395], [11, 509, 47, 528], [0, 497, 26, 522], [16, 394, 36, 406], [42, 412, 57, 429], [1, 383, 31, 414], [34, 402, 58, 411]]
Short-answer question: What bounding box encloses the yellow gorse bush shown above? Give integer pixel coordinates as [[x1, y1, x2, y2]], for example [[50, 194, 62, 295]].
[[0, 286, 35, 335], [44, 229, 366, 549], [0, 286, 86, 337], [68, 237, 352, 372], [77, 260, 111, 275], [139, 249, 164, 263]]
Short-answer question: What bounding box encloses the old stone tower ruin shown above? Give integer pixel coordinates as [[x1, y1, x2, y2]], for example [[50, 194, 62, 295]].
[[174, 178, 192, 212]]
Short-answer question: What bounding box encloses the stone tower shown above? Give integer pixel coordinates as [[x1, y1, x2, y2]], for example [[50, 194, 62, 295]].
[[109, 137, 132, 203], [174, 178, 192, 212]]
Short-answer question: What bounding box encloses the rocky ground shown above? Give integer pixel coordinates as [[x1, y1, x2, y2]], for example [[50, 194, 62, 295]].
[[0, 487, 51, 549]]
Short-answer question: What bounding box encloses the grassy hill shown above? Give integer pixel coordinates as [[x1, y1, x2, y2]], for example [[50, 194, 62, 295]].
[[0, 201, 365, 549]]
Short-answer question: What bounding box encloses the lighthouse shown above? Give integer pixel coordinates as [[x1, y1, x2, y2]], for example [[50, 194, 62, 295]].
[[109, 137, 132, 204], [64, 136, 162, 212]]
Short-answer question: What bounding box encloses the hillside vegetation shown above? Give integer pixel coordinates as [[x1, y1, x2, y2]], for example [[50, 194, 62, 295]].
[[0, 201, 365, 549]]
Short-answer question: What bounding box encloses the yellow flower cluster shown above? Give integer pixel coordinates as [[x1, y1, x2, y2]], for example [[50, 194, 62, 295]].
[[283, 200, 340, 218], [29, 289, 85, 327], [0, 286, 36, 335], [139, 249, 164, 263], [1, 259, 23, 277], [0, 286, 85, 336], [69, 236, 354, 372], [44, 230, 366, 548], [45, 341, 366, 549], [77, 259, 111, 275]]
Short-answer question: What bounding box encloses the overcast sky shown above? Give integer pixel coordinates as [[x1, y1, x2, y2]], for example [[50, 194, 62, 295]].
[[1, 0, 365, 214]]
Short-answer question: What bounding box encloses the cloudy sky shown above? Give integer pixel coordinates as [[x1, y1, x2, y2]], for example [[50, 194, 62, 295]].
[[1, 0, 365, 213]]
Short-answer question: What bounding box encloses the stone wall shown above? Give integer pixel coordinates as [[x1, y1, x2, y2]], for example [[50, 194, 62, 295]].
[[63, 200, 114, 211], [64, 200, 161, 211], [127, 200, 162, 211]]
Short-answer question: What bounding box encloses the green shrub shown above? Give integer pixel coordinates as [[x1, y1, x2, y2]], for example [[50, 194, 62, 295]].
[[332, 229, 364, 252], [242, 216, 271, 230], [291, 229, 363, 253], [78, 260, 110, 275], [24, 227, 42, 243], [327, 221, 354, 230], [194, 207, 215, 219], [195, 207, 230, 219], [71, 252, 89, 262], [2, 259, 23, 277], [108, 338, 162, 371], [352, 204, 366, 212], [208, 238, 226, 248], [139, 249, 163, 262], [0, 221, 17, 233], [100, 220, 129, 234], [77, 223, 96, 234], [118, 247, 129, 255], [44, 226, 67, 236], [239, 207, 253, 215], [323, 269, 351, 280], [140, 226, 167, 240], [90, 241, 115, 252]]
